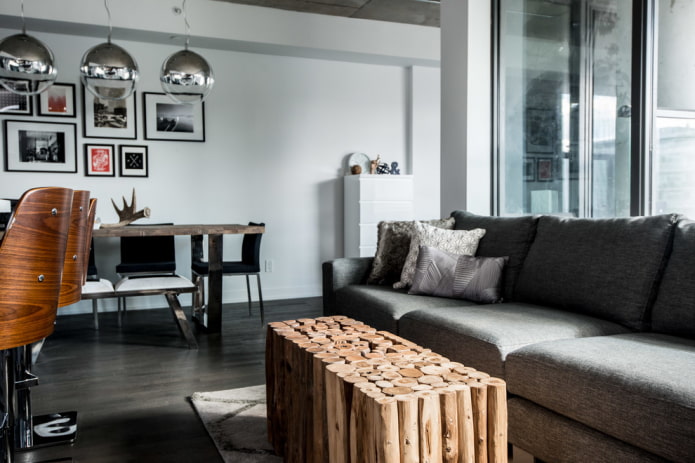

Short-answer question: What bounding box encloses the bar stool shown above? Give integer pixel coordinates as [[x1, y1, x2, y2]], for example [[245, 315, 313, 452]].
[[0, 187, 73, 463]]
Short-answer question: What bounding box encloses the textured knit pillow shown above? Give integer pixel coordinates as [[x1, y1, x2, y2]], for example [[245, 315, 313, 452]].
[[367, 217, 455, 285], [409, 246, 508, 303], [394, 222, 486, 289]]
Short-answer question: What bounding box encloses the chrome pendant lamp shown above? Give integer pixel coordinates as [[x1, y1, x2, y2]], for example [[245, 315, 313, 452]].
[[0, 0, 57, 95], [79, 0, 139, 101], [160, 0, 214, 104]]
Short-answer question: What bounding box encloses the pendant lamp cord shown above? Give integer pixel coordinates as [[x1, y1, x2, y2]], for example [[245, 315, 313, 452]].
[[183, 0, 190, 50], [20, 0, 26, 34], [104, 0, 113, 43]]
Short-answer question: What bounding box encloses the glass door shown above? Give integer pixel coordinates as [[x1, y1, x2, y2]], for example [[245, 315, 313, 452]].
[[496, 0, 633, 217]]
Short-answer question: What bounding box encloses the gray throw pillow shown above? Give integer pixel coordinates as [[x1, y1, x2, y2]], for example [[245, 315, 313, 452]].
[[367, 217, 454, 285], [394, 222, 486, 289], [409, 246, 508, 303]]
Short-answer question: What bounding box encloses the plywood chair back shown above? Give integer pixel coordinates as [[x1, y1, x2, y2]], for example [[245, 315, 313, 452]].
[[58, 190, 91, 308], [0, 187, 73, 351]]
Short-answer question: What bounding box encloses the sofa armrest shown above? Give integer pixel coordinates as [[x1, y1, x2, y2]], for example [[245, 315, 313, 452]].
[[322, 257, 374, 315]]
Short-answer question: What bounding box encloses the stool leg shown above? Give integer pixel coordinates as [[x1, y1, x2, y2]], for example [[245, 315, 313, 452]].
[[1, 349, 16, 463], [245, 275, 252, 316], [92, 300, 99, 330], [13, 346, 33, 450]]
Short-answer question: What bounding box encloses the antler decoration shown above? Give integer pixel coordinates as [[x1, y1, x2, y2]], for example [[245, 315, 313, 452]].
[[101, 189, 151, 228]]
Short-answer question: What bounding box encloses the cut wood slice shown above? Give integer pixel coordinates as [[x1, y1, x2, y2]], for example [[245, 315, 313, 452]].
[[392, 377, 419, 387], [399, 368, 424, 378], [382, 386, 414, 396]]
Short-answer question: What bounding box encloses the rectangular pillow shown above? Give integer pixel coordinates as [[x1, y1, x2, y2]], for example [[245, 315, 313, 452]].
[[409, 245, 508, 303], [514, 214, 678, 330], [451, 211, 539, 302]]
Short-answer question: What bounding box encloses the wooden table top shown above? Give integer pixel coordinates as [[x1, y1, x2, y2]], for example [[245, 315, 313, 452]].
[[92, 223, 265, 238]]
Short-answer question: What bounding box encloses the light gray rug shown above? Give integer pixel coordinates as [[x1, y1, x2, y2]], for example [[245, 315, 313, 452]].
[[190, 384, 282, 463]]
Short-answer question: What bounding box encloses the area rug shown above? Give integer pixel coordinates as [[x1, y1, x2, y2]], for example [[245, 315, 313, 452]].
[[190, 384, 282, 463]]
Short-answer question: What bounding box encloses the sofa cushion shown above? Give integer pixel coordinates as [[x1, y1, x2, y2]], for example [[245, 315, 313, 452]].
[[367, 218, 455, 286], [398, 303, 630, 379], [333, 285, 470, 333], [409, 246, 508, 304], [394, 222, 486, 289], [505, 333, 695, 463], [651, 219, 695, 338], [451, 211, 539, 302], [508, 398, 669, 463], [514, 214, 678, 330]]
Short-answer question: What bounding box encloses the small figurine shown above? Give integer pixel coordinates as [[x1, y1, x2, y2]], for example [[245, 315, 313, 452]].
[[351, 164, 362, 175], [370, 155, 381, 175], [390, 162, 400, 175], [376, 162, 390, 174]]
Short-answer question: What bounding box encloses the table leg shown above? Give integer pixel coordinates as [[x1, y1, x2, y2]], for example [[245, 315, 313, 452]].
[[207, 234, 223, 333]]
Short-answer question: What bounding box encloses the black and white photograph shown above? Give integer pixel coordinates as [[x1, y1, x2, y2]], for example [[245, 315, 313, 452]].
[[37, 82, 76, 117], [0, 87, 32, 115], [143, 92, 205, 142], [82, 85, 137, 139], [3, 120, 77, 173], [119, 145, 149, 177]]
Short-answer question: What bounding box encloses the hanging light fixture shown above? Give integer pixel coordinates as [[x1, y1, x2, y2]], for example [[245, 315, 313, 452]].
[[79, 0, 138, 101], [0, 0, 57, 95], [160, 0, 214, 104]]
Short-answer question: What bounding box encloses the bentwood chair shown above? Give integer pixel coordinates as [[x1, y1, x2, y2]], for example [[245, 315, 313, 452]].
[[0, 187, 73, 463], [191, 222, 265, 324], [15, 190, 91, 451], [113, 225, 198, 348]]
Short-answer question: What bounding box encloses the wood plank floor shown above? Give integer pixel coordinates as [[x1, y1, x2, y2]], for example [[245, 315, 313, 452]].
[[17, 297, 323, 463]]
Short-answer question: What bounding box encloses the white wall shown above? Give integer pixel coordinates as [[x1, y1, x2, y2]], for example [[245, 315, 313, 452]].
[[440, 0, 492, 216], [0, 3, 441, 314]]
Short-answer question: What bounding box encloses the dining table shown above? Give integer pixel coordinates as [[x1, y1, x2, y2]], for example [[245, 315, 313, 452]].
[[92, 223, 265, 333]]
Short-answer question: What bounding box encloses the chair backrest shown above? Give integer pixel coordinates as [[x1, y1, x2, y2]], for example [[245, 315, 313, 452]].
[[241, 222, 265, 270], [0, 187, 73, 350], [116, 223, 177, 275], [58, 190, 91, 308]]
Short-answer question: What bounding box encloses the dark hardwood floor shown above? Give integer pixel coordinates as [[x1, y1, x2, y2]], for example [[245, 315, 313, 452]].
[[17, 297, 323, 463]]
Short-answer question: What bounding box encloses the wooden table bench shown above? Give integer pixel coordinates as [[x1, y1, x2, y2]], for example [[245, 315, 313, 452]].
[[266, 316, 508, 463]]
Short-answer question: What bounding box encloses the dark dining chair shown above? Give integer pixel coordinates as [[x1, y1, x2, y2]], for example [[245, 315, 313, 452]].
[[191, 222, 265, 324], [0, 187, 73, 463], [113, 225, 198, 348]]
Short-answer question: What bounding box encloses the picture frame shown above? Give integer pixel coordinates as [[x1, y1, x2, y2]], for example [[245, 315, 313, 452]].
[[537, 158, 554, 181], [119, 145, 148, 177], [0, 88, 32, 115], [524, 158, 536, 181], [143, 92, 205, 142], [82, 85, 137, 139], [3, 120, 77, 173], [525, 108, 556, 154], [84, 144, 115, 177], [37, 83, 76, 117]]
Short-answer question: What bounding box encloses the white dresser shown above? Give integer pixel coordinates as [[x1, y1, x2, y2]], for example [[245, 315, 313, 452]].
[[344, 174, 414, 257]]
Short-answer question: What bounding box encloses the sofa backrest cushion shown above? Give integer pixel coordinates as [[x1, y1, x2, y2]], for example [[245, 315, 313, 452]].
[[514, 214, 678, 331], [651, 219, 695, 338], [451, 211, 539, 301]]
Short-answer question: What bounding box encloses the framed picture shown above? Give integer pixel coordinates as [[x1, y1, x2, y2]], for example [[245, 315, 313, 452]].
[[3, 120, 77, 173], [525, 108, 556, 154], [537, 158, 554, 181], [0, 88, 32, 115], [37, 83, 76, 117], [524, 158, 536, 181], [82, 86, 137, 139], [119, 145, 148, 177], [84, 144, 115, 176], [143, 92, 205, 142]]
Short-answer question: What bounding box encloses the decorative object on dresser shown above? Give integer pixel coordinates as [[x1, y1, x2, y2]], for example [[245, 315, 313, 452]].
[[101, 189, 151, 228], [343, 174, 414, 258]]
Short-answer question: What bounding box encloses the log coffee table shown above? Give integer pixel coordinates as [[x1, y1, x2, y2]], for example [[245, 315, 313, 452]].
[[266, 316, 507, 463]]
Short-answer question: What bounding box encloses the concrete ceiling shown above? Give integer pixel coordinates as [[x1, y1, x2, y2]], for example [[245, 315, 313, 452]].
[[212, 0, 440, 27]]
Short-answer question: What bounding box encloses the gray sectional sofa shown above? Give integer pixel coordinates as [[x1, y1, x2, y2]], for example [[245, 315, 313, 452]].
[[322, 211, 695, 463]]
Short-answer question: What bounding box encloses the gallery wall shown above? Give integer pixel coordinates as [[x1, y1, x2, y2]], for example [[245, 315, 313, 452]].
[[0, 4, 441, 315]]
